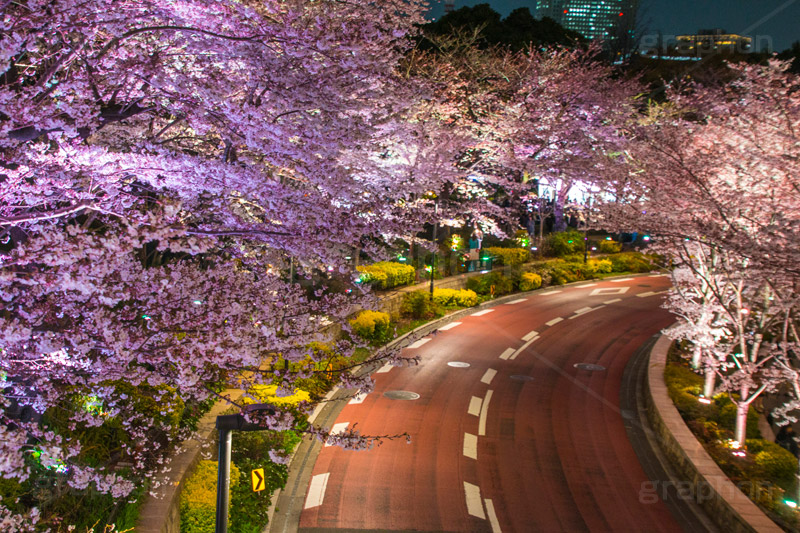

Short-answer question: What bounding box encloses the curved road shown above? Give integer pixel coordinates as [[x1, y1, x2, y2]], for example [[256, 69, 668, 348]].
[[287, 275, 689, 532]]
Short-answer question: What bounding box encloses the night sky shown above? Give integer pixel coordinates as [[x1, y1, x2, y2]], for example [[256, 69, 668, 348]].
[[425, 0, 800, 52]]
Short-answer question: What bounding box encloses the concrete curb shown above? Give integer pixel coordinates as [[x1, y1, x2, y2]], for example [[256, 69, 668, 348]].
[[646, 333, 782, 533]]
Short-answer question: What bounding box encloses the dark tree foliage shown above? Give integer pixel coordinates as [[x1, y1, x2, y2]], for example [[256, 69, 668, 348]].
[[420, 4, 584, 51]]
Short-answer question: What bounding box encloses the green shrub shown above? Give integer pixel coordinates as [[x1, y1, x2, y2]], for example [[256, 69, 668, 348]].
[[432, 288, 478, 307], [466, 272, 514, 296], [597, 239, 622, 253], [356, 262, 415, 289], [750, 440, 798, 489], [400, 290, 442, 319], [349, 310, 392, 344], [589, 259, 613, 274], [519, 272, 542, 291], [609, 252, 653, 273], [543, 261, 593, 285], [543, 230, 585, 257], [483, 247, 529, 266], [181, 460, 240, 532]]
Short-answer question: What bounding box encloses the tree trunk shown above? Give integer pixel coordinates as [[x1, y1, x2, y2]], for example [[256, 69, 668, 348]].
[[553, 196, 566, 233], [734, 401, 749, 445], [703, 366, 715, 398]]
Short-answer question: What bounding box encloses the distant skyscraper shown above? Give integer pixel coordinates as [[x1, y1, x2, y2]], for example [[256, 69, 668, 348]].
[[536, 0, 637, 43]]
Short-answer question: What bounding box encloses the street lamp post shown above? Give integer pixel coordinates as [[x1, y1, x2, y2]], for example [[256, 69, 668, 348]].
[[215, 404, 276, 533]]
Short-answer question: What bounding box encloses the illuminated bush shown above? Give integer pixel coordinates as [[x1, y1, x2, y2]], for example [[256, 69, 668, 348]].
[[357, 262, 415, 289], [589, 259, 613, 274], [597, 239, 622, 253], [432, 288, 478, 307], [181, 460, 240, 532], [483, 247, 529, 266], [519, 272, 542, 291], [349, 310, 392, 344]]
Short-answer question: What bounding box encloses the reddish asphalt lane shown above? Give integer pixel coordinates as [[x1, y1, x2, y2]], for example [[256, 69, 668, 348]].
[[299, 275, 680, 532]]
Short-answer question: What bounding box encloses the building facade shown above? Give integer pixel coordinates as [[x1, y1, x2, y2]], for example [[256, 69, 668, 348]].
[[536, 0, 637, 43]]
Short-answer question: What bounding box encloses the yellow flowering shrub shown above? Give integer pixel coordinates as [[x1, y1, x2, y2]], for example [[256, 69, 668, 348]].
[[519, 272, 543, 291], [349, 310, 392, 343], [357, 262, 415, 289], [181, 460, 240, 532], [484, 247, 530, 266], [432, 288, 478, 307]]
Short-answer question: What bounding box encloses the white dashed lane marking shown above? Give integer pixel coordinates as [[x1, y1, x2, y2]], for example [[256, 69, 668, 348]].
[[499, 347, 515, 360], [603, 298, 622, 305], [545, 317, 564, 326], [304, 473, 330, 509], [407, 337, 432, 349], [463, 433, 478, 460], [376, 363, 393, 373], [481, 368, 497, 385], [464, 482, 486, 519], [438, 321, 462, 331], [505, 298, 527, 305], [348, 392, 367, 405], [472, 309, 495, 317], [324, 423, 349, 447], [521, 330, 539, 342], [468, 396, 482, 416]]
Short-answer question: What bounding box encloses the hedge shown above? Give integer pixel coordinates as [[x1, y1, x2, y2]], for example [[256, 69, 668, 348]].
[[432, 288, 478, 307], [400, 290, 442, 319], [519, 272, 542, 291], [357, 262, 415, 290], [466, 272, 514, 296], [349, 310, 392, 344], [181, 460, 240, 532], [483, 247, 529, 266], [597, 239, 622, 253]]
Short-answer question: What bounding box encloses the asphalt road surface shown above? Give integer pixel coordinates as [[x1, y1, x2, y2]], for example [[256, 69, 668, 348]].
[[276, 275, 705, 532]]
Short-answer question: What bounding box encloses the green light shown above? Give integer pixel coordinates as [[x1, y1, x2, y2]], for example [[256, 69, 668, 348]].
[[397, 255, 406, 262], [785, 500, 798, 509], [567, 240, 573, 244], [142, 314, 151, 320]]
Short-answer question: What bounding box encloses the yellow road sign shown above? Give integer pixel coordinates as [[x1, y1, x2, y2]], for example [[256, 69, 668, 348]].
[[251, 468, 265, 492]]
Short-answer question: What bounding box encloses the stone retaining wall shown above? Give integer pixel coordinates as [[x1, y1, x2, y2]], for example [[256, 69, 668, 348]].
[[646, 334, 782, 532]]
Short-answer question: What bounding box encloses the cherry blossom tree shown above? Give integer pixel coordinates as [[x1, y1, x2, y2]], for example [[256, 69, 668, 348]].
[[498, 46, 639, 233], [0, 0, 475, 526], [598, 60, 800, 446]]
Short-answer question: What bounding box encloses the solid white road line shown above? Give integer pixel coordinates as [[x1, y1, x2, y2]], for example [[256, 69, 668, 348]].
[[510, 336, 539, 360], [348, 392, 367, 405], [468, 396, 483, 416], [472, 309, 495, 317], [304, 473, 330, 509], [464, 482, 486, 519], [324, 422, 349, 447], [545, 317, 564, 326], [463, 433, 478, 460], [485, 499, 502, 533], [376, 363, 393, 373], [505, 298, 527, 305], [499, 347, 515, 360], [439, 321, 462, 331], [603, 298, 622, 305], [636, 291, 656, 298], [521, 330, 538, 342], [478, 390, 493, 436], [407, 337, 432, 349], [481, 368, 497, 385], [610, 277, 634, 282]]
